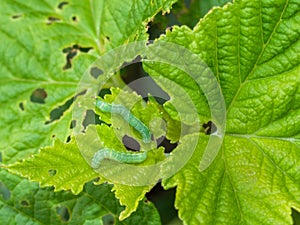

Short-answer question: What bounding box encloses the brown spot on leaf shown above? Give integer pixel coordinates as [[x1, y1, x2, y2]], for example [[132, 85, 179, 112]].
[[30, 88, 47, 104]]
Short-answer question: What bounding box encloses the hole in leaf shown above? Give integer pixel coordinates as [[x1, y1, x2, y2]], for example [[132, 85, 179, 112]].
[[45, 90, 86, 125], [30, 88, 47, 104], [45, 98, 73, 124], [106, 36, 110, 41], [78, 46, 92, 53], [102, 214, 115, 225], [82, 110, 102, 130], [120, 55, 143, 69], [69, 44, 93, 53], [146, 40, 153, 46], [11, 14, 22, 19], [202, 121, 217, 135], [48, 169, 57, 176], [146, 8, 180, 40], [90, 67, 103, 79], [56, 206, 70, 222], [62, 47, 72, 53], [63, 49, 77, 70], [292, 208, 300, 225], [166, 26, 173, 32], [0, 182, 10, 200], [120, 60, 170, 104], [98, 88, 111, 98], [156, 136, 177, 153], [66, 135, 71, 143], [19, 102, 25, 111], [52, 134, 56, 138], [146, 183, 178, 225], [72, 16, 78, 22], [93, 177, 100, 182], [70, 120, 76, 129], [21, 200, 30, 207], [122, 135, 140, 151], [62, 45, 92, 70], [47, 16, 61, 25], [58, 1, 68, 9]]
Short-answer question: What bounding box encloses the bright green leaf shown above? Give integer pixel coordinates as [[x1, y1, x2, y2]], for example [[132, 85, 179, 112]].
[[6, 138, 98, 195], [1, 0, 177, 222], [0, 0, 177, 164], [113, 184, 153, 221], [6, 122, 165, 220], [143, 0, 300, 224]]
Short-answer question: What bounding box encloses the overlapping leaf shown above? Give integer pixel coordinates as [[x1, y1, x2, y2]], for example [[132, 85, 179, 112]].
[[0, 170, 160, 225], [6, 88, 167, 220], [6, 122, 164, 221]]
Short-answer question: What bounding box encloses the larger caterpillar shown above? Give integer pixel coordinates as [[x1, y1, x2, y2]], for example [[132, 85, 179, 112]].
[[95, 97, 151, 143], [91, 148, 147, 168]]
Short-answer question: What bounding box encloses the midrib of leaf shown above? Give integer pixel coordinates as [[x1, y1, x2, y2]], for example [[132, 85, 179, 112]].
[[209, 166, 246, 225], [90, 0, 102, 39], [225, 0, 290, 118], [222, 146, 245, 225], [89, 0, 104, 52]]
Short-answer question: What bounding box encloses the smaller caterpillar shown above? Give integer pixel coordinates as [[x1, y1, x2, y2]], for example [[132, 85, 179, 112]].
[[95, 98, 151, 143], [91, 148, 147, 168]]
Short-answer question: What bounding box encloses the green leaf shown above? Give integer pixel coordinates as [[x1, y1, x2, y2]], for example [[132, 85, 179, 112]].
[[1, 1, 177, 222], [6, 122, 165, 220], [5, 138, 98, 195], [95, 87, 180, 144], [112, 184, 153, 221], [147, 96, 182, 143], [144, 0, 300, 224], [0, 170, 161, 225], [96, 87, 162, 143], [0, 0, 177, 164]]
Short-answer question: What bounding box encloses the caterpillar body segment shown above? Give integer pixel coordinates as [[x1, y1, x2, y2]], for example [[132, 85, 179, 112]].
[[91, 148, 147, 168], [95, 98, 151, 143]]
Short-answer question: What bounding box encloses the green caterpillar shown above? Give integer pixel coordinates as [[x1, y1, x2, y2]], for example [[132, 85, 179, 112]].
[[95, 97, 151, 143], [91, 148, 147, 168]]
